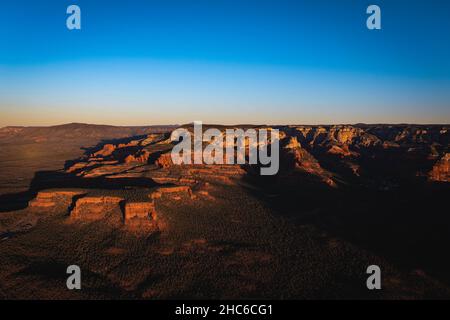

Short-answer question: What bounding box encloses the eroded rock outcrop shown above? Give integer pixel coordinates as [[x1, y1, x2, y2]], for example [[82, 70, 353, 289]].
[[294, 125, 381, 148], [124, 201, 156, 221], [429, 153, 450, 182], [124, 150, 151, 164], [151, 186, 194, 199], [282, 136, 336, 186], [29, 190, 86, 209], [21, 124, 449, 236], [155, 152, 173, 168], [70, 196, 123, 220], [327, 145, 354, 157], [93, 144, 116, 157]]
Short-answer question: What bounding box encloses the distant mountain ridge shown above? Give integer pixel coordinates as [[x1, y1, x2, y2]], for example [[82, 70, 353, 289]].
[[0, 123, 178, 143]]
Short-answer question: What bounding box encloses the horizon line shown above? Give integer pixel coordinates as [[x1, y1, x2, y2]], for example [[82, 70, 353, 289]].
[[2, 121, 450, 130]]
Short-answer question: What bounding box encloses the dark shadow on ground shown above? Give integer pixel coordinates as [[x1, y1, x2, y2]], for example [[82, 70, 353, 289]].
[[244, 162, 450, 288]]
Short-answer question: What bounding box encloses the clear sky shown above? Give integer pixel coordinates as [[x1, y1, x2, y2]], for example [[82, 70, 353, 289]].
[[0, 0, 449, 126]]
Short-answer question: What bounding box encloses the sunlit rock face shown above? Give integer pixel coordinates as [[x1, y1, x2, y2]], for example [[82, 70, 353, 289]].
[[429, 153, 450, 182], [155, 152, 173, 168], [29, 190, 86, 210], [57, 124, 450, 189], [70, 196, 124, 221], [93, 144, 116, 157], [281, 136, 336, 187], [124, 201, 156, 221]]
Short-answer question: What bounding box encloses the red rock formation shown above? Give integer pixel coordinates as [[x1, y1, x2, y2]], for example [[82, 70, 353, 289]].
[[137, 151, 149, 163], [283, 136, 336, 187], [284, 137, 323, 173], [139, 134, 167, 146], [429, 153, 450, 182], [70, 196, 123, 220], [155, 152, 173, 168], [124, 202, 156, 220], [93, 144, 116, 157], [117, 140, 139, 148], [151, 186, 193, 199], [334, 127, 357, 144], [29, 190, 86, 209], [124, 155, 137, 164], [134, 150, 151, 163], [327, 145, 353, 157], [66, 162, 89, 173], [178, 178, 198, 185]]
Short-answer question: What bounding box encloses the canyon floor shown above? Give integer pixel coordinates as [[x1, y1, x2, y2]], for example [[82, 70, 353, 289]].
[[0, 123, 449, 299]]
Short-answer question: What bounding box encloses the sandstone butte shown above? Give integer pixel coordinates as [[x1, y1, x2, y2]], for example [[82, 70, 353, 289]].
[[70, 196, 124, 220], [28, 186, 196, 230]]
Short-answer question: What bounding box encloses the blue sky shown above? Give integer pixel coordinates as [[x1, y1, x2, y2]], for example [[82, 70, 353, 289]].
[[0, 0, 449, 126]]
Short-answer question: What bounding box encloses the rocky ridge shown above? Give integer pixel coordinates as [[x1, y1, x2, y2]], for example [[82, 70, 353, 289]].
[[24, 124, 449, 229]]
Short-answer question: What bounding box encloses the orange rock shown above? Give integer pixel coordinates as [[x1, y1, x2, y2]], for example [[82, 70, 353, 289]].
[[123, 150, 150, 164], [93, 144, 116, 157], [284, 136, 301, 149], [197, 190, 215, 200], [333, 126, 358, 144], [124, 155, 136, 163], [178, 178, 197, 185], [429, 153, 450, 182], [117, 140, 139, 148], [155, 153, 172, 168], [70, 196, 123, 220], [124, 202, 156, 220], [66, 162, 89, 173], [134, 150, 150, 163], [29, 190, 86, 209], [327, 145, 353, 157], [151, 186, 194, 199]]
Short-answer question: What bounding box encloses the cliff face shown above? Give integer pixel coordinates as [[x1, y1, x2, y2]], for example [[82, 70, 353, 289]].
[[61, 124, 448, 186], [25, 123, 449, 227], [294, 125, 381, 148], [284, 125, 449, 184], [27, 185, 197, 232], [429, 153, 450, 182], [281, 136, 336, 186]]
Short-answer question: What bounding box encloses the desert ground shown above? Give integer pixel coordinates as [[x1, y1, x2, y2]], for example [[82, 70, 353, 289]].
[[0, 123, 449, 299]]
